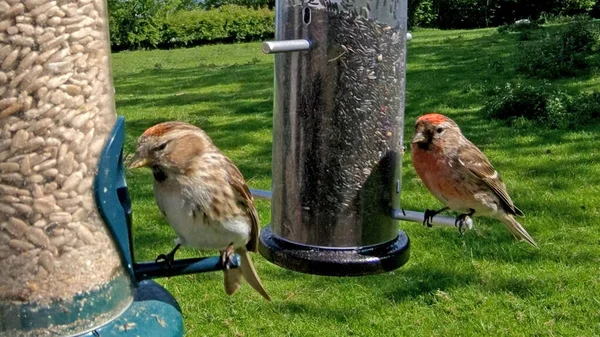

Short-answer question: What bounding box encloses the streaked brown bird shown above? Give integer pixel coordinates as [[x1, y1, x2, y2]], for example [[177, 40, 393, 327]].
[[128, 121, 271, 300], [410, 113, 537, 248]]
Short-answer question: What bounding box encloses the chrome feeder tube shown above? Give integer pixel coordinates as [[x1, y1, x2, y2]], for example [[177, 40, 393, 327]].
[[259, 0, 410, 276]]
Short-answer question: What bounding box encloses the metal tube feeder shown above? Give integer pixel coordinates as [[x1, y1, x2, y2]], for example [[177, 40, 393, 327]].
[[259, 0, 411, 276]]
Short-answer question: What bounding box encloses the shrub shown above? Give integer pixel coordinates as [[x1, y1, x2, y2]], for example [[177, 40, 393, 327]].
[[558, 0, 596, 16], [483, 82, 600, 128], [516, 19, 599, 78], [497, 19, 541, 33], [409, 0, 437, 28], [482, 82, 569, 128], [108, 0, 166, 50], [163, 5, 274, 47], [203, 0, 274, 10], [568, 91, 600, 124], [107, 0, 202, 51], [407, 0, 597, 29]]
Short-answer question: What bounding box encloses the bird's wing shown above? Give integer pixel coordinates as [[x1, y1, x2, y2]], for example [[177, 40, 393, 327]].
[[223, 157, 260, 252], [457, 142, 524, 216]]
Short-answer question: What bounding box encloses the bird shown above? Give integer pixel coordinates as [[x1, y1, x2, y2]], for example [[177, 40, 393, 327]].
[[410, 113, 537, 248], [127, 121, 271, 300]]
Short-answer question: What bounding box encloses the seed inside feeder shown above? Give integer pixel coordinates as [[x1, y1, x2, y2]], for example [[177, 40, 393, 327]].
[[272, 3, 406, 247], [0, 0, 131, 335]]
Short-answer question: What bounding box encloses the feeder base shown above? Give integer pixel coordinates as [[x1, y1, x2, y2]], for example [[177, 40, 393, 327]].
[[78, 280, 183, 337], [258, 226, 410, 276]]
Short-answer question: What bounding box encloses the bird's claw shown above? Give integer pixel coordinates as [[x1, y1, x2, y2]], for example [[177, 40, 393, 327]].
[[155, 253, 173, 267], [155, 243, 181, 270], [423, 209, 437, 228], [220, 243, 236, 270], [455, 210, 474, 235], [454, 215, 467, 235]]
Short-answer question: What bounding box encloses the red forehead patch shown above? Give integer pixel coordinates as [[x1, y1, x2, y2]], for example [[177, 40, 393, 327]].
[[143, 121, 196, 137], [417, 113, 448, 125]]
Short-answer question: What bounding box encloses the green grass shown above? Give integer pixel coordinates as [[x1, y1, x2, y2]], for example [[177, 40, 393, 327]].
[[113, 27, 600, 336]]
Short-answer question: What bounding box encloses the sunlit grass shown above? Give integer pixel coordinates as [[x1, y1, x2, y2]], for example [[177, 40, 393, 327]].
[[113, 27, 600, 336]]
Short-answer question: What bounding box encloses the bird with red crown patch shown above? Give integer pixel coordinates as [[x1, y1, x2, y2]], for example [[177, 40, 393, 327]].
[[410, 113, 537, 247], [128, 121, 271, 300]]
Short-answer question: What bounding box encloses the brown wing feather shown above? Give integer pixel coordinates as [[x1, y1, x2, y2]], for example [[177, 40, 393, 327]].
[[458, 142, 524, 217], [223, 157, 260, 252]]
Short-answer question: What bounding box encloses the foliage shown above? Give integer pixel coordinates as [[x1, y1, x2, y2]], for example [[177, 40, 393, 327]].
[[202, 0, 274, 10], [568, 91, 600, 124], [107, 0, 200, 50], [516, 19, 599, 78], [163, 5, 275, 47], [107, 0, 274, 50], [408, 0, 598, 29], [483, 82, 566, 127], [408, 0, 437, 28], [483, 81, 600, 128], [556, 0, 597, 16], [497, 19, 541, 33]]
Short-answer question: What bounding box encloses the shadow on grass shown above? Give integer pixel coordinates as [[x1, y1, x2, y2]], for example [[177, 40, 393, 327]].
[[405, 26, 600, 117], [115, 63, 273, 109], [113, 32, 600, 310]]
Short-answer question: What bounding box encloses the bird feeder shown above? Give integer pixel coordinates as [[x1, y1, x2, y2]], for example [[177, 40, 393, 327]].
[[0, 1, 233, 335], [259, 0, 411, 275]]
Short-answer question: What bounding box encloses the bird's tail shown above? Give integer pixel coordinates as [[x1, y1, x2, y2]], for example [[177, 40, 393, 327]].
[[235, 248, 271, 301], [500, 214, 538, 248]]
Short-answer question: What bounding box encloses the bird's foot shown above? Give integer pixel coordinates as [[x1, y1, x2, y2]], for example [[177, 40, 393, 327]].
[[423, 209, 437, 227], [220, 243, 236, 270], [455, 210, 475, 235], [422, 207, 449, 227], [155, 243, 181, 269]]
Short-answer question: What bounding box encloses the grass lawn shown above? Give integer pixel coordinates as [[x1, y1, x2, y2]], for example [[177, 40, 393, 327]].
[[112, 25, 600, 336]]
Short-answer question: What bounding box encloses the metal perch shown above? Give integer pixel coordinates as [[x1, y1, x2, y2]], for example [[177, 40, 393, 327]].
[[250, 188, 473, 230]]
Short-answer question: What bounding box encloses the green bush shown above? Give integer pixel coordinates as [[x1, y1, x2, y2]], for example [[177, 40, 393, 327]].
[[408, 0, 437, 28], [163, 5, 274, 47], [497, 19, 541, 33], [108, 0, 165, 50], [407, 0, 598, 29], [202, 0, 274, 10], [107, 0, 201, 50], [482, 82, 569, 128], [557, 0, 596, 16], [569, 91, 600, 124], [516, 19, 599, 78], [483, 82, 600, 128]]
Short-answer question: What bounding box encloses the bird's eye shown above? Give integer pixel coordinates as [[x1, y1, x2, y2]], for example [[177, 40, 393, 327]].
[[436, 127, 444, 134], [156, 142, 168, 151]]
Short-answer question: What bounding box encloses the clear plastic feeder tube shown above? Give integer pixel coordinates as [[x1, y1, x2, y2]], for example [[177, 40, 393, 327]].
[[0, 0, 132, 335]]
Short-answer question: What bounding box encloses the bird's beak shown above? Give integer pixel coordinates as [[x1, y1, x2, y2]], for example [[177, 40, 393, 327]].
[[127, 153, 152, 169], [412, 132, 426, 144]]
